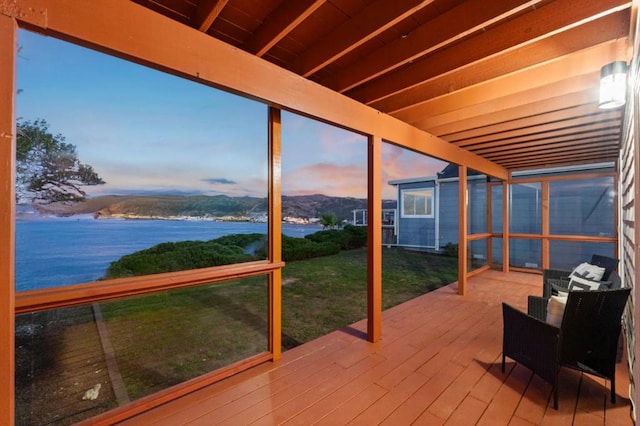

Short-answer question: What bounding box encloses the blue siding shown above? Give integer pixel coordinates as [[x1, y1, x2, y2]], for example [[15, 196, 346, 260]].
[[397, 181, 436, 247], [468, 179, 487, 234], [438, 181, 458, 247], [510, 184, 542, 234]]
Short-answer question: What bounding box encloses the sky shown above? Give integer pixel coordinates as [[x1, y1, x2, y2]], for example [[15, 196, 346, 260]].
[[16, 29, 447, 200]]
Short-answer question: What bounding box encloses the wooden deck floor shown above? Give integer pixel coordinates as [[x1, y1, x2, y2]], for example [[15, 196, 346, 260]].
[[121, 270, 633, 425]]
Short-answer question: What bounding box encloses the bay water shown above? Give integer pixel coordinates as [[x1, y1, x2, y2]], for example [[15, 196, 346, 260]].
[[15, 217, 321, 292]]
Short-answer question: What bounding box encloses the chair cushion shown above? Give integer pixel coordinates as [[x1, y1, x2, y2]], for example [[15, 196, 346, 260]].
[[568, 275, 602, 291], [546, 295, 568, 327], [570, 262, 605, 281], [590, 254, 619, 280]]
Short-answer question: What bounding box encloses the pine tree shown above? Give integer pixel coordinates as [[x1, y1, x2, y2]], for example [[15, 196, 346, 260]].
[[16, 119, 105, 204]]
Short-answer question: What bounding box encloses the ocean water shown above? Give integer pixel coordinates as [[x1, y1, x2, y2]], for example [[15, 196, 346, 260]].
[[15, 218, 321, 292]]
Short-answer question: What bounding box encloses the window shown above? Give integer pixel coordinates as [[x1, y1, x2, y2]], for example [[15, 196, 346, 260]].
[[16, 30, 270, 292], [549, 177, 614, 237], [401, 188, 434, 218], [509, 183, 542, 234]]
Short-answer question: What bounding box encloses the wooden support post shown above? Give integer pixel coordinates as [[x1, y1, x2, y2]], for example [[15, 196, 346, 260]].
[[268, 107, 282, 360], [541, 180, 550, 270], [367, 135, 382, 342], [0, 13, 16, 425], [458, 165, 468, 295], [486, 179, 493, 268], [502, 180, 510, 273]]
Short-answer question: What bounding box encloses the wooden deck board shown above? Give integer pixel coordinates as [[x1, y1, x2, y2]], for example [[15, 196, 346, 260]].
[[121, 271, 633, 425]]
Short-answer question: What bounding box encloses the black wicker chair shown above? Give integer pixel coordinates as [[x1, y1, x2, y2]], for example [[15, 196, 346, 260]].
[[542, 254, 619, 298], [502, 287, 630, 409]]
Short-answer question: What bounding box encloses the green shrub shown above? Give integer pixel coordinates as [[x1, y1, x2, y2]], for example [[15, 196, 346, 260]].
[[104, 228, 367, 279], [443, 242, 458, 258], [341, 224, 367, 249], [105, 234, 266, 278], [304, 224, 367, 250], [281, 235, 340, 261]]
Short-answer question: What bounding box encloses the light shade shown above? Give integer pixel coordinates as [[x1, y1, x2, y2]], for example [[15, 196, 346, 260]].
[[599, 61, 628, 109]]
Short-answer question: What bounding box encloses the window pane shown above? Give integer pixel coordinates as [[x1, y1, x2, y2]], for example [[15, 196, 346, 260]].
[[468, 178, 487, 234], [510, 183, 542, 234], [491, 185, 503, 233], [468, 239, 488, 271], [16, 30, 269, 292], [509, 238, 541, 269], [549, 241, 616, 270], [492, 237, 503, 266], [401, 189, 433, 218], [415, 194, 427, 215], [549, 177, 614, 236], [404, 193, 416, 215], [16, 277, 268, 425]]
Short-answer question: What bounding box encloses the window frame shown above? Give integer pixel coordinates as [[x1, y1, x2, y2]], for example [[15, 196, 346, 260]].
[[400, 188, 434, 219]]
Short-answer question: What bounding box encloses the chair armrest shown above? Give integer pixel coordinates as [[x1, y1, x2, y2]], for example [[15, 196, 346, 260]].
[[502, 303, 560, 386], [528, 296, 548, 321], [548, 279, 570, 296], [543, 269, 571, 298]]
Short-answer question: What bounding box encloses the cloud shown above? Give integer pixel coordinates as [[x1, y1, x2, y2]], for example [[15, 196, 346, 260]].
[[284, 163, 367, 198], [202, 178, 237, 185]]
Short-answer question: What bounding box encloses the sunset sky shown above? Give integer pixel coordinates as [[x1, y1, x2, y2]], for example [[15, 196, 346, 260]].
[[17, 29, 446, 200]]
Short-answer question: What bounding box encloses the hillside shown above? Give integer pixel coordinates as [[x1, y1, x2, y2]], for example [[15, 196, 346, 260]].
[[30, 194, 397, 222]]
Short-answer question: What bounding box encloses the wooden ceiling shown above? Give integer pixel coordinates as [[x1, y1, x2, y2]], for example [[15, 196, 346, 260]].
[[133, 0, 632, 171]]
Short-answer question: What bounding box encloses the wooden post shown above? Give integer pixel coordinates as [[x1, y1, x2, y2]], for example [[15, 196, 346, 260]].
[[502, 179, 510, 272], [486, 178, 492, 268], [458, 165, 468, 295], [541, 180, 550, 270], [0, 13, 16, 425], [268, 107, 282, 359], [367, 135, 382, 342]]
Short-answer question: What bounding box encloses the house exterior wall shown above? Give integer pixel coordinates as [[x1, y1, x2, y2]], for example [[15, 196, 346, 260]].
[[468, 179, 487, 234], [621, 34, 639, 421], [396, 181, 436, 248], [438, 181, 458, 248], [398, 172, 614, 272], [435, 178, 487, 249]]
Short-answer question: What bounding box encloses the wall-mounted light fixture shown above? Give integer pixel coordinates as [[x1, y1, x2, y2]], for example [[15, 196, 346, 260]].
[[599, 61, 628, 109]]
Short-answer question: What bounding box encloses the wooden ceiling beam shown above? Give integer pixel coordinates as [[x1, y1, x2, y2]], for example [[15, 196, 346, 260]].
[[476, 135, 620, 155], [135, 0, 192, 24], [496, 143, 620, 158], [349, 0, 630, 107], [321, 0, 544, 93], [443, 105, 618, 141], [500, 150, 619, 167], [192, 0, 228, 33], [468, 126, 621, 152], [395, 39, 627, 125], [411, 75, 596, 132], [483, 140, 620, 159], [502, 153, 619, 167], [389, 15, 628, 117], [508, 158, 618, 171], [454, 113, 622, 146], [425, 91, 597, 136], [291, 0, 436, 77], [243, 0, 326, 57]]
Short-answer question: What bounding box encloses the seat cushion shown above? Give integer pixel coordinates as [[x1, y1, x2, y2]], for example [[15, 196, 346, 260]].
[[570, 262, 605, 281], [568, 275, 602, 291], [546, 295, 568, 327]]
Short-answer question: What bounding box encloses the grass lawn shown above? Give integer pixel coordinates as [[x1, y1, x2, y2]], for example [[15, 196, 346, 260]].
[[282, 246, 458, 347]]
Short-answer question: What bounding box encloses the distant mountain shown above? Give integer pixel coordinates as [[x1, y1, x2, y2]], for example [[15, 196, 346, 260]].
[[282, 194, 396, 221], [29, 194, 397, 222]]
